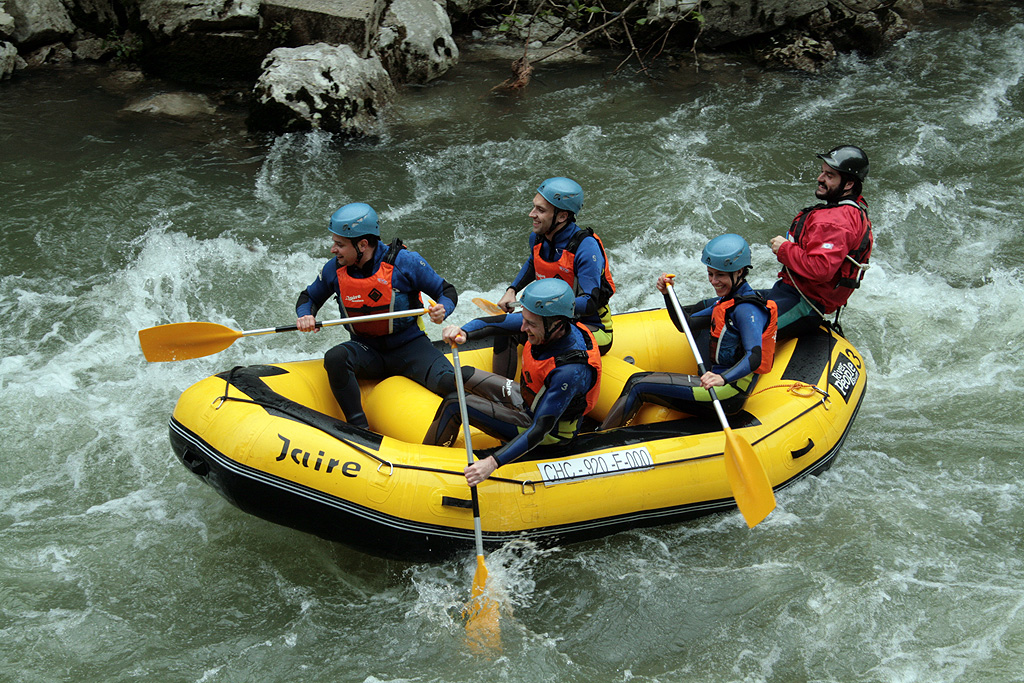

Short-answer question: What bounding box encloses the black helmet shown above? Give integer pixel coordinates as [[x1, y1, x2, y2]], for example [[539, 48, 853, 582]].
[[817, 145, 869, 181]]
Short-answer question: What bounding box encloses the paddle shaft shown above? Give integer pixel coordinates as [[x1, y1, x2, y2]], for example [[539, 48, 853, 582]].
[[451, 346, 485, 558], [665, 280, 776, 527], [241, 307, 429, 338], [665, 284, 733, 432]]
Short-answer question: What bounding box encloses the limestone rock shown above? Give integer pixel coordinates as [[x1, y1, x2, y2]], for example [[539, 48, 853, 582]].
[[249, 42, 396, 137], [123, 92, 218, 118], [135, 0, 260, 38], [25, 41, 73, 66], [377, 0, 458, 84], [260, 0, 386, 58], [0, 39, 25, 78], [445, 0, 490, 21], [0, 4, 15, 41], [4, 0, 75, 48], [70, 35, 115, 61], [757, 34, 836, 73], [698, 0, 828, 48]]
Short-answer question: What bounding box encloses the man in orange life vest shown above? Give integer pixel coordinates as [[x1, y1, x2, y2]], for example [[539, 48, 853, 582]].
[[600, 234, 777, 429], [492, 176, 616, 376], [762, 145, 874, 338], [296, 202, 458, 429], [428, 279, 602, 486]]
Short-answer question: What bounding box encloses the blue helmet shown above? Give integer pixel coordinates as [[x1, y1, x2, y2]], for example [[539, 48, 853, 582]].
[[521, 278, 575, 319], [701, 234, 751, 272], [537, 177, 584, 215], [329, 202, 380, 238]]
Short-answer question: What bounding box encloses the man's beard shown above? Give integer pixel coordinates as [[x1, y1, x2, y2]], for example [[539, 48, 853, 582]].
[[816, 183, 848, 203]]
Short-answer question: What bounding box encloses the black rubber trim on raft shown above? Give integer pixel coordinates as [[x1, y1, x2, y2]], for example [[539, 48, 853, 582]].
[[781, 330, 837, 384], [216, 364, 384, 451], [169, 415, 741, 560]]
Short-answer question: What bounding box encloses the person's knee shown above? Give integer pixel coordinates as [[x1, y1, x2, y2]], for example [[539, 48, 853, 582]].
[[621, 372, 654, 397], [425, 356, 467, 396], [324, 344, 350, 373]]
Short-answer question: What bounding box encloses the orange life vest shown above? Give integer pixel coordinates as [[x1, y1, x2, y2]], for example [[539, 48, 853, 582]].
[[520, 322, 602, 415], [532, 227, 616, 300], [335, 239, 403, 336], [709, 295, 778, 375], [532, 227, 616, 335]]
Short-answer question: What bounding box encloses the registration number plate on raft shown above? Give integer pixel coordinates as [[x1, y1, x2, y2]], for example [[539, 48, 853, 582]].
[[538, 447, 654, 486]]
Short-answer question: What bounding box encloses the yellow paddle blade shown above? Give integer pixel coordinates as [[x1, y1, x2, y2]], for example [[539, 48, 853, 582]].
[[723, 429, 776, 528], [464, 554, 501, 654], [472, 297, 504, 316], [138, 322, 241, 362]]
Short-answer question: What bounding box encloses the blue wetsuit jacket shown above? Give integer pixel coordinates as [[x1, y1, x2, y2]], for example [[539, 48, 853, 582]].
[[297, 241, 457, 351], [509, 223, 609, 327], [464, 313, 597, 466]]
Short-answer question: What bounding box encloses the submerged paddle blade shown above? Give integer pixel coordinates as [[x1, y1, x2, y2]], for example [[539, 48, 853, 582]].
[[471, 297, 504, 316], [724, 430, 776, 528], [138, 322, 241, 362], [464, 554, 501, 654]]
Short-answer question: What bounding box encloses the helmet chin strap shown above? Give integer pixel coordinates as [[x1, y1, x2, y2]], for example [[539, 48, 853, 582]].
[[541, 315, 568, 341], [353, 238, 370, 268], [725, 271, 746, 298], [543, 211, 567, 238]]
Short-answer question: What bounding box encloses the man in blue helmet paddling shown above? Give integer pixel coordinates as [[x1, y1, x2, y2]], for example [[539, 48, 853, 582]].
[[296, 202, 459, 428], [600, 234, 777, 429], [763, 145, 874, 338], [429, 279, 602, 485], [492, 176, 616, 376]]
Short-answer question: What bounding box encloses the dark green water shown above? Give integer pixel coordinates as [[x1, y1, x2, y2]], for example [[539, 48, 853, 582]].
[[3, 8, 1024, 682]]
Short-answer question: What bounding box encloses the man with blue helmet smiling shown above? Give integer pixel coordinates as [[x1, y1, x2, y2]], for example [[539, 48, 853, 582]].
[[296, 202, 459, 428], [430, 278, 602, 485], [492, 177, 616, 376]]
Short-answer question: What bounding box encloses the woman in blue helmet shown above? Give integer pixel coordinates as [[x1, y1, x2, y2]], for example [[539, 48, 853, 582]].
[[600, 234, 778, 430], [429, 278, 602, 485], [296, 202, 459, 428]]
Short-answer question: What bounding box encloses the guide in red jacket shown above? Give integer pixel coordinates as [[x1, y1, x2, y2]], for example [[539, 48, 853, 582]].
[[763, 145, 874, 338]]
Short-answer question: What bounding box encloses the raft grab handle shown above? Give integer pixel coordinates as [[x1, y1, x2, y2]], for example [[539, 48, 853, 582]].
[[791, 439, 814, 459]]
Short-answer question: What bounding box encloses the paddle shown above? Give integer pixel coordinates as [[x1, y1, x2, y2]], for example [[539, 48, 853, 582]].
[[665, 278, 776, 528], [451, 343, 500, 652], [138, 306, 430, 362], [471, 297, 504, 315]]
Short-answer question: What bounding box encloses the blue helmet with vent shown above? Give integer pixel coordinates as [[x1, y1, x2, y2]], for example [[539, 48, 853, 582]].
[[329, 203, 380, 238]]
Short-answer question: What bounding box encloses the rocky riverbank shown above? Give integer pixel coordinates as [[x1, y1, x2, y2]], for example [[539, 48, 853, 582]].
[[0, 0, 991, 136]]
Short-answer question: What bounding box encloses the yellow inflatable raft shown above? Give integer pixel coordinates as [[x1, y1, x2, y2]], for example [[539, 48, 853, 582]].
[[169, 309, 867, 561]]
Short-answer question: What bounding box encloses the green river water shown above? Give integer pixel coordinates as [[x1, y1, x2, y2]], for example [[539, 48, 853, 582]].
[[3, 6, 1024, 682]]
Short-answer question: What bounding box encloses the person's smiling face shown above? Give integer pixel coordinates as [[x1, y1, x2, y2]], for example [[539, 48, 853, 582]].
[[815, 162, 852, 201], [330, 235, 368, 267], [529, 193, 563, 237], [520, 307, 547, 345], [707, 267, 736, 298]]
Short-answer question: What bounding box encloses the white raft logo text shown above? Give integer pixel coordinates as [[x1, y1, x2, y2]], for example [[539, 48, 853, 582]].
[[829, 352, 861, 403]]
